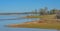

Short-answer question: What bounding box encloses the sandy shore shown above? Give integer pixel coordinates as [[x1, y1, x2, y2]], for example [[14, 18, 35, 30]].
[[6, 20, 60, 29]]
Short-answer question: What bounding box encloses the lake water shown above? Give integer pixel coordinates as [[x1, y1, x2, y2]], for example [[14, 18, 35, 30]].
[[0, 14, 57, 31]]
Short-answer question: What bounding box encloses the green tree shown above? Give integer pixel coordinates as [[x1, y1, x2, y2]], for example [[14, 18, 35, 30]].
[[39, 7, 48, 15], [50, 9, 59, 14], [39, 8, 44, 15]]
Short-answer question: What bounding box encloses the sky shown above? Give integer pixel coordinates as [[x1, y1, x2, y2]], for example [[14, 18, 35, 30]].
[[0, 0, 60, 13]]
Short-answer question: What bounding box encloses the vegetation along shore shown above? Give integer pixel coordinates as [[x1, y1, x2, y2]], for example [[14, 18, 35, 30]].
[[6, 7, 60, 29]]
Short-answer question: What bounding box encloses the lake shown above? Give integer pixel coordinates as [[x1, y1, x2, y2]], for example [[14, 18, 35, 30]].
[[0, 14, 57, 31]]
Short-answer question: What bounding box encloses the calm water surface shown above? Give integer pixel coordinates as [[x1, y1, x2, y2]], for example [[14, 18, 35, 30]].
[[0, 14, 57, 31]]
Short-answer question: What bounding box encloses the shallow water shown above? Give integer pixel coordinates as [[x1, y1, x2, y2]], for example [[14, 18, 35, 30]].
[[0, 15, 57, 31]]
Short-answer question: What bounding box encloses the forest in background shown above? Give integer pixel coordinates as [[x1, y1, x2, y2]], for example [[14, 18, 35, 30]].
[[33, 7, 60, 15]]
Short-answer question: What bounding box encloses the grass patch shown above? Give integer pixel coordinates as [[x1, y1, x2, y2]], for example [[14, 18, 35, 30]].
[[24, 14, 56, 19], [8, 23, 60, 29]]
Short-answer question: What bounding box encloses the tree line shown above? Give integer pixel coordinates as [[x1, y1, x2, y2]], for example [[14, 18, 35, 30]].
[[38, 7, 60, 15]]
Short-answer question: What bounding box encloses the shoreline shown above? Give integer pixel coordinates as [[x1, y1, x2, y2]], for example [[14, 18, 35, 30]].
[[6, 14, 60, 29], [6, 19, 60, 29]]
